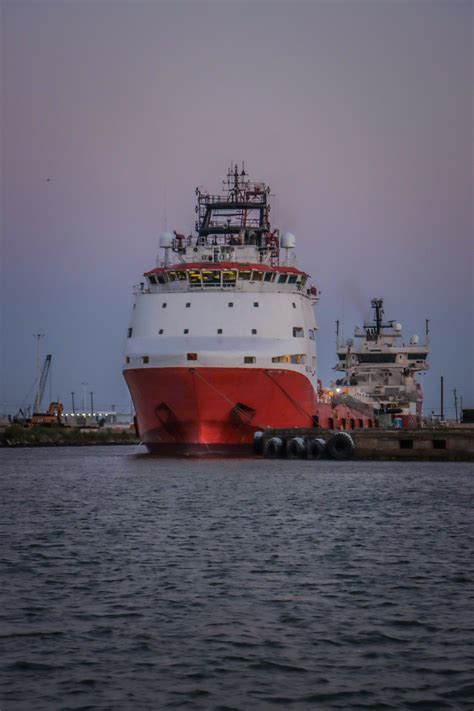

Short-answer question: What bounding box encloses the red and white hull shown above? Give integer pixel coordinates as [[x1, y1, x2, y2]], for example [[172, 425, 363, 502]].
[[124, 366, 373, 455]]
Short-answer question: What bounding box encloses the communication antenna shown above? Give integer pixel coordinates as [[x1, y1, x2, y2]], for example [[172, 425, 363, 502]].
[[163, 185, 167, 231]]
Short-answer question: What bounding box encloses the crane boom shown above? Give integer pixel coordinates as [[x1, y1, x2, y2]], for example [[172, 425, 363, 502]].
[[34, 354, 52, 413]]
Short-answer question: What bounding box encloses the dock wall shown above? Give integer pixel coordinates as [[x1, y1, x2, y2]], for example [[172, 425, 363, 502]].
[[259, 427, 474, 461]]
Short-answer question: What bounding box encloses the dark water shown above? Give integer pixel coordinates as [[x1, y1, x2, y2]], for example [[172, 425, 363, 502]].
[[1, 447, 473, 710]]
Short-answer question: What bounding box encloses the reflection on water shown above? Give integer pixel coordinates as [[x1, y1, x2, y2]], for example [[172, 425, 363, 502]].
[[1, 447, 473, 709]]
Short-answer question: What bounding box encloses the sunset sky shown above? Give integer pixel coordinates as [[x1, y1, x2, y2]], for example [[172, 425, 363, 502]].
[[1, 0, 472, 417]]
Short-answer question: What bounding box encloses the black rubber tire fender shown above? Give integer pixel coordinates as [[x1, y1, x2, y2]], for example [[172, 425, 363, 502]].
[[253, 431, 264, 454], [263, 436, 284, 459], [306, 437, 326, 459], [286, 436, 306, 459], [326, 432, 355, 460]]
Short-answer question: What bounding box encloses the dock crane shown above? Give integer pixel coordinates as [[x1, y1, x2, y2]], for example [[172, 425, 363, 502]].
[[34, 354, 52, 413], [30, 354, 64, 426]]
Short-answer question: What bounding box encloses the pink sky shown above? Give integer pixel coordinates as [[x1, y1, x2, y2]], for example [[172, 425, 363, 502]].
[[1, 0, 472, 416]]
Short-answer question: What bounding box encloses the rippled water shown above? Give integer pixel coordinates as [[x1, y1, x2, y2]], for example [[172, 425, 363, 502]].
[[1, 446, 473, 710]]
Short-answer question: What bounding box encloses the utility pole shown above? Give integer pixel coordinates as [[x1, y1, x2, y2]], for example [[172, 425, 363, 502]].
[[81, 381, 87, 412], [90, 391, 94, 415], [33, 333, 44, 412], [460, 396, 463, 422], [71, 392, 76, 414], [440, 376, 444, 421], [111, 404, 115, 424], [453, 389, 458, 423]]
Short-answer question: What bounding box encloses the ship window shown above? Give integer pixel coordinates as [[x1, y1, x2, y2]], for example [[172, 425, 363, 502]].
[[157, 274, 167, 284], [300, 276, 308, 286], [202, 270, 220, 285], [186, 302, 191, 308], [264, 272, 274, 282], [223, 270, 237, 285], [125, 356, 130, 364], [239, 270, 251, 280], [244, 356, 256, 364], [184, 328, 189, 334], [228, 302, 234, 307], [143, 356, 149, 364], [217, 329, 223, 334], [290, 354, 306, 364], [433, 439, 446, 449], [188, 271, 202, 285], [252, 271, 263, 281], [253, 302, 259, 307], [168, 271, 176, 281], [252, 329, 257, 335], [187, 353, 198, 361], [278, 274, 287, 284], [399, 439, 413, 449], [293, 327, 304, 338], [159, 329, 164, 334], [358, 353, 396, 363], [408, 353, 426, 360], [176, 271, 187, 281], [127, 327, 133, 338], [149, 275, 157, 285], [292, 302, 296, 309], [288, 275, 298, 284], [162, 303, 167, 308]]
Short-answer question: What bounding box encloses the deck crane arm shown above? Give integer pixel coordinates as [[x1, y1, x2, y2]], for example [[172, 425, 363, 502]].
[[34, 354, 52, 413]]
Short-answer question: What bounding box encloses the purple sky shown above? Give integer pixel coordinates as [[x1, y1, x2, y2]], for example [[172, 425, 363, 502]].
[[1, 0, 472, 417]]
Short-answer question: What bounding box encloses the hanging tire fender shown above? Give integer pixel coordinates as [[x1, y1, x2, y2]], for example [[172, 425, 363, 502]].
[[263, 437, 284, 459], [253, 431, 264, 454], [286, 437, 306, 459], [326, 432, 355, 460], [306, 437, 326, 459]]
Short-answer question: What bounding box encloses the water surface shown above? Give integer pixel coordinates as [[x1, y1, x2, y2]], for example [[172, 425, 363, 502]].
[[1, 447, 473, 709]]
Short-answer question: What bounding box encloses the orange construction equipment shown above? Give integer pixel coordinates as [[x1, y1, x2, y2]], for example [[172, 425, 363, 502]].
[[31, 401, 64, 426]]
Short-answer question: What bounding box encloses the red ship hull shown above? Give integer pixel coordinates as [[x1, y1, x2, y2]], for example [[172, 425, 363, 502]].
[[124, 367, 373, 456]]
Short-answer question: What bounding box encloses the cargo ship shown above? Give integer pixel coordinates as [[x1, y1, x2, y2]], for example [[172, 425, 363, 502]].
[[123, 165, 375, 454], [333, 298, 429, 427]]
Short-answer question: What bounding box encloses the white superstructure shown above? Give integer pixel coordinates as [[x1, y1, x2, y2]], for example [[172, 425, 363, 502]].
[[334, 298, 429, 421]]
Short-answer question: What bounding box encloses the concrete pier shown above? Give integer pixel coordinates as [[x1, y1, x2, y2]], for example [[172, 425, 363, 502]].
[[258, 427, 474, 461]]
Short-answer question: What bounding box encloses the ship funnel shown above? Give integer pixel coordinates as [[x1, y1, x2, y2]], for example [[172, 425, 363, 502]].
[[281, 232, 296, 249]]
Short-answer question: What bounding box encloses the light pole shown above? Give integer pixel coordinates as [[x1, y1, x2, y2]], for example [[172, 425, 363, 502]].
[[71, 391, 76, 414], [81, 381, 87, 412]]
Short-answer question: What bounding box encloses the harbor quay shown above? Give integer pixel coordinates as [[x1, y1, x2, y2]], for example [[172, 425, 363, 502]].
[[256, 426, 474, 462]]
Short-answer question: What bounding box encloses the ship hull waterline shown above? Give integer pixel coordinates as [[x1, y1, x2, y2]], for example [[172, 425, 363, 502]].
[[124, 366, 373, 456]]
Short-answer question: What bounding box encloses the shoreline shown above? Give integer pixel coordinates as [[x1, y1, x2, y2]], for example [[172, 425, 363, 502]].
[[1, 425, 139, 448]]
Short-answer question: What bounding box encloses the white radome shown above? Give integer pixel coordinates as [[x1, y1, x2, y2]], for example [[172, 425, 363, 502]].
[[159, 232, 174, 248], [281, 232, 296, 249], [410, 334, 419, 345], [394, 322, 402, 332]]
